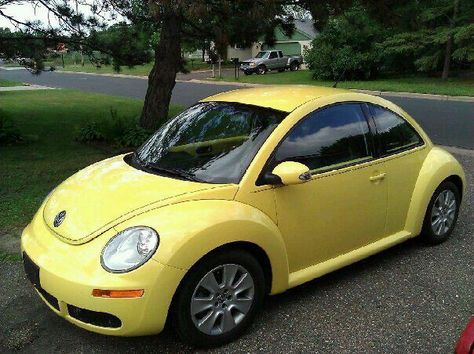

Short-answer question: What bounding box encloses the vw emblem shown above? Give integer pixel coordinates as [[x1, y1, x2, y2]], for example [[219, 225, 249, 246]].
[[54, 210, 66, 227]]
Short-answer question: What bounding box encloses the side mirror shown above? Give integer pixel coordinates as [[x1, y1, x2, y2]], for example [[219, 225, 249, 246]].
[[267, 161, 311, 186]]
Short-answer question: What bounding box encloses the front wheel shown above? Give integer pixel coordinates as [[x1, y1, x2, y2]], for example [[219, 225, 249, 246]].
[[171, 249, 265, 347], [257, 65, 267, 75], [420, 180, 460, 244]]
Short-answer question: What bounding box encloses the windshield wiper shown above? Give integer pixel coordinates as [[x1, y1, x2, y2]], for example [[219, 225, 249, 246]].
[[147, 164, 202, 182]]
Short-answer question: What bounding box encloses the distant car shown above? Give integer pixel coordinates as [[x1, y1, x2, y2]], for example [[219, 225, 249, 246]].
[[22, 86, 465, 347], [240, 50, 302, 75], [455, 317, 474, 354]]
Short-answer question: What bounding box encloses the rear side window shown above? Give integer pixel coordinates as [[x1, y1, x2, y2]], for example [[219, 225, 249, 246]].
[[274, 103, 373, 173], [369, 104, 423, 155], [269, 51, 278, 59]]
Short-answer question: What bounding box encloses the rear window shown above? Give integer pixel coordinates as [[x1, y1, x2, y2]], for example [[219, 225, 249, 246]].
[[369, 104, 423, 155]]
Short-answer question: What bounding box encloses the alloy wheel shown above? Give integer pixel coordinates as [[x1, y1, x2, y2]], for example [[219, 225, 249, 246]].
[[430, 189, 457, 236], [190, 264, 255, 336]]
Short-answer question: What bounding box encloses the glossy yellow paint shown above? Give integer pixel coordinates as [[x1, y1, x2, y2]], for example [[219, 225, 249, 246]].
[[22, 86, 465, 336], [272, 161, 310, 185]]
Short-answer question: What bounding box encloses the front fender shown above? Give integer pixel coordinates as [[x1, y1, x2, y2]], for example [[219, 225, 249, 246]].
[[405, 147, 465, 236], [115, 200, 290, 294]]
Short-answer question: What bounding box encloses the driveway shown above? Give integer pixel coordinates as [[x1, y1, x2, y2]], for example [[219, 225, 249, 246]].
[[1, 68, 473, 149]]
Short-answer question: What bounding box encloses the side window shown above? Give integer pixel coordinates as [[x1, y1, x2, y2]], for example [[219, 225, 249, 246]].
[[369, 104, 423, 155], [275, 104, 373, 172], [278, 51, 283, 58], [269, 51, 278, 59]]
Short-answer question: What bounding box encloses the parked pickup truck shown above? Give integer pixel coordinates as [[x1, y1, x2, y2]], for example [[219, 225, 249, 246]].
[[240, 50, 303, 75]]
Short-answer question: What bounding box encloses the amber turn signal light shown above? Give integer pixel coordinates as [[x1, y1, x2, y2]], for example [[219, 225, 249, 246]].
[[92, 289, 144, 298]]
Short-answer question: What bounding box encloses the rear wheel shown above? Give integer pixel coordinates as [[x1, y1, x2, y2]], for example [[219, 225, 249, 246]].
[[290, 61, 299, 71], [420, 181, 460, 244], [171, 249, 265, 347]]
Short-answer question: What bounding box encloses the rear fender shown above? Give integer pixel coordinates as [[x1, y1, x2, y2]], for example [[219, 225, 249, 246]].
[[405, 147, 465, 236]]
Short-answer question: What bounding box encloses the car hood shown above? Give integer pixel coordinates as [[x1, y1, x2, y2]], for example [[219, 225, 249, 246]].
[[43, 155, 237, 245]]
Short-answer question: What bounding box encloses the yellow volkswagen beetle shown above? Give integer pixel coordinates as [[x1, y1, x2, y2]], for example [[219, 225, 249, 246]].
[[21, 86, 465, 346]]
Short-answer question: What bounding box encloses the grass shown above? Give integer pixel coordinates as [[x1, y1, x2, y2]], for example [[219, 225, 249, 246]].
[[0, 90, 183, 243], [44, 51, 234, 76], [213, 70, 474, 97], [0, 79, 25, 87]]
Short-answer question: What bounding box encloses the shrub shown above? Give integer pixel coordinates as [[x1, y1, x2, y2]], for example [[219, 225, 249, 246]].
[[305, 4, 384, 80], [75, 121, 104, 143], [0, 112, 23, 145], [75, 108, 152, 148]]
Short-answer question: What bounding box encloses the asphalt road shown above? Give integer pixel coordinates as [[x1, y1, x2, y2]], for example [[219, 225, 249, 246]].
[[1, 68, 473, 149], [0, 148, 473, 353]]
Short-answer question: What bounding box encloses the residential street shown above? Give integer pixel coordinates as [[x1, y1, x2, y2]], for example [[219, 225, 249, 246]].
[[1, 68, 473, 149]]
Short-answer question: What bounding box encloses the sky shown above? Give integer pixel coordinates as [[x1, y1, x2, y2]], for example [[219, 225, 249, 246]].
[[0, 2, 121, 30], [0, 3, 61, 29]]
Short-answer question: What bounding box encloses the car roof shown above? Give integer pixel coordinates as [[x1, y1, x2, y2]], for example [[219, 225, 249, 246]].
[[200, 85, 352, 112]]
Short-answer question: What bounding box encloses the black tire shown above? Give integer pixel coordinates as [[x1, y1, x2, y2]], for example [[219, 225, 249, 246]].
[[257, 65, 267, 75], [244, 71, 252, 76], [420, 180, 460, 245], [277, 68, 285, 72], [290, 61, 299, 71], [171, 249, 265, 347]]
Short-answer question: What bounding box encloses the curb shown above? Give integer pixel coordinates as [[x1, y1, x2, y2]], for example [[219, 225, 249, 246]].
[[353, 89, 474, 103], [55, 70, 148, 80]]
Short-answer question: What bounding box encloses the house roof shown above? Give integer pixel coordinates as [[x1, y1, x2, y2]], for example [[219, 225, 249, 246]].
[[294, 19, 318, 39], [201, 85, 351, 112]]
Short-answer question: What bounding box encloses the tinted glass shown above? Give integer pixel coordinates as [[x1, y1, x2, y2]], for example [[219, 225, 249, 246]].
[[369, 104, 422, 154], [132, 102, 285, 184], [269, 51, 278, 59], [275, 104, 372, 172]]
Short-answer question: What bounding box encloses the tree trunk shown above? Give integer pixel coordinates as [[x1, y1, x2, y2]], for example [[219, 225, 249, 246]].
[[441, 0, 459, 80], [140, 12, 181, 130]]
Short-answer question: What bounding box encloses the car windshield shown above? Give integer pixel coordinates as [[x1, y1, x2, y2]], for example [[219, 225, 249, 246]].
[[131, 102, 285, 184], [255, 51, 268, 58]]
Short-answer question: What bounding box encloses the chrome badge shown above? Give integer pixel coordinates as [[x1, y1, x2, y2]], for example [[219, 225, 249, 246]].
[[53, 210, 66, 227]]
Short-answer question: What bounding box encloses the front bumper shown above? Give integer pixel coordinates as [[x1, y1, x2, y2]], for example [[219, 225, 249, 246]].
[[240, 65, 258, 73], [21, 214, 186, 336]]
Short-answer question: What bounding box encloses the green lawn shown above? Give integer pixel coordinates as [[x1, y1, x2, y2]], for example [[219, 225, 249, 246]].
[[213, 70, 474, 97], [0, 79, 25, 87], [0, 90, 182, 259], [52, 62, 154, 76], [45, 51, 234, 76]]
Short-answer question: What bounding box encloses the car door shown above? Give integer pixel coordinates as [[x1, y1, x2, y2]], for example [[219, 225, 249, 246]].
[[367, 104, 426, 236], [277, 51, 286, 68], [270, 103, 388, 273], [267, 51, 279, 69]]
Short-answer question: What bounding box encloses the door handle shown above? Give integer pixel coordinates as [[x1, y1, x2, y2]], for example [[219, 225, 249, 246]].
[[369, 172, 386, 182]]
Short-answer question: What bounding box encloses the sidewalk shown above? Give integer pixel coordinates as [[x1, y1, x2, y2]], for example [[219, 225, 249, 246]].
[[0, 84, 55, 92]]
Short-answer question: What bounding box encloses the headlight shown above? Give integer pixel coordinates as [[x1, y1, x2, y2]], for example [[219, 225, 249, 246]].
[[249, 62, 256, 67], [101, 226, 159, 273]]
